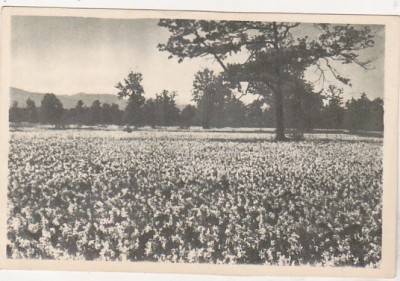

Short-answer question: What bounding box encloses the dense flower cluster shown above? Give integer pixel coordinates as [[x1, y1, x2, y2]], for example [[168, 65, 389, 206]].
[[7, 130, 382, 267]]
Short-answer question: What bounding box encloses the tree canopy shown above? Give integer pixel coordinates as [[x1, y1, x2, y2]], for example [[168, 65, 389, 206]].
[[158, 20, 375, 140]]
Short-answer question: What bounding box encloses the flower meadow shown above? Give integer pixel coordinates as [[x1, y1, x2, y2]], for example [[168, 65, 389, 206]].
[[7, 129, 383, 267]]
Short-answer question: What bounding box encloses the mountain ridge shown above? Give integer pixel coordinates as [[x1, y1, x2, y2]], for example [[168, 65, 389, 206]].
[[10, 87, 127, 109], [10, 87, 191, 110]]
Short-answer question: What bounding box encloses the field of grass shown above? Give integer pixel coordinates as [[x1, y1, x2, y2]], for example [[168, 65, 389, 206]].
[[7, 128, 383, 267]]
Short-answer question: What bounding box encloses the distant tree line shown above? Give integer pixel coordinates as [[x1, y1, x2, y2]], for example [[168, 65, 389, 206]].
[[9, 81, 383, 132]]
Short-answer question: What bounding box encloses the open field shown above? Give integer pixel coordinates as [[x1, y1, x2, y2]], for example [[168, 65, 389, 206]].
[[7, 129, 383, 266], [9, 123, 384, 138]]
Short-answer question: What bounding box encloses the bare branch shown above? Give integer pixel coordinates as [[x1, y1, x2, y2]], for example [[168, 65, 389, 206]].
[[312, 61, 326, 87], [236, 82, 251, 100]]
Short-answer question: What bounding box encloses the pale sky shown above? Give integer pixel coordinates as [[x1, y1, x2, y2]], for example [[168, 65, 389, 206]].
[[11, 16, 384, 105]]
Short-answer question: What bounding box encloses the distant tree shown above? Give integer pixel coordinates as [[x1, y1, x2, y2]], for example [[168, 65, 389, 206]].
[[343, 93, 383, 132], [115, 72, 146, 126], [142, 98, 157, 128], [242, 83, 274, 127], [284, 80, 324, 132], [109, 103, 123, 125], [100, 103, 112, 124], [321, 85, 345, 129], [26, 98, 39, 123], [154, 90, 180, 126], [74, 100, 87, 126], [61, 108, 75, 125], [344, 93, 369, 131], [89, 100, 102, 125], [9, 101, 21, 123], [67, 100, 122, 126], [367, 97, 384, 131], [192, 69, 230, 129], [40, 93, 64, 126], [223, 96, 246, 127], [246, 100, 266, 127], [76, 100, 85, 110], [180, 105, 197, 128]]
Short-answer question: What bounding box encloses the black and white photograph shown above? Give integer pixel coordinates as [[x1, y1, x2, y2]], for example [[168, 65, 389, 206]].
[[0, 7, 398, 278]]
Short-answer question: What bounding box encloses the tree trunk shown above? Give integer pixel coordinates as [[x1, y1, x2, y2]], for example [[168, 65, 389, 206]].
[[271, 22, 287, 141], [274, 89, 286, 141], [202, 109, 211, 129], [202, 97, 213, 129]]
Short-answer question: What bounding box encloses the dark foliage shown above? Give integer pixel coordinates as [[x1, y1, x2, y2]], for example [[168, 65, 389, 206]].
[[9, 90, 383, 132]]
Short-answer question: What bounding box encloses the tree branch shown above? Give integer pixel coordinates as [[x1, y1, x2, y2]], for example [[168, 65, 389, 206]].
[[194, 29, 229, 72]]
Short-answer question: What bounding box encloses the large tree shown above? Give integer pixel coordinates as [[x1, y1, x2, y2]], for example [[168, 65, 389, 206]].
[[158, 20, 375, 140]]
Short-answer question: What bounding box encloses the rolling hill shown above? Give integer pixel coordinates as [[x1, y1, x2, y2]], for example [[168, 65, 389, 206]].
[[9, 87, 127, 109]]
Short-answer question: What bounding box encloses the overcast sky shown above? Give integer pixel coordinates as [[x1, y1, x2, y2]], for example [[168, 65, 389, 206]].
[[11, 16, 384, 105]]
